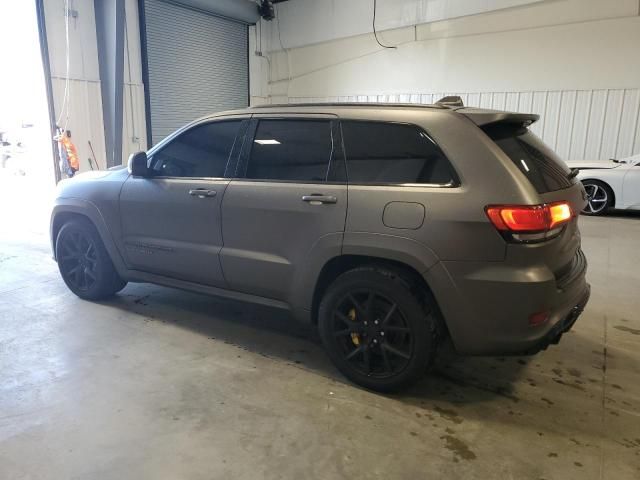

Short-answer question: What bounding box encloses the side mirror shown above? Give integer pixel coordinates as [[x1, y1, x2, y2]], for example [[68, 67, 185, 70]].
[[128, 151, 149, 176]]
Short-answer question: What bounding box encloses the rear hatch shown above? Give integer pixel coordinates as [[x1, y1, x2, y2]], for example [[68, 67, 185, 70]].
[[461, 108, 587, 288]]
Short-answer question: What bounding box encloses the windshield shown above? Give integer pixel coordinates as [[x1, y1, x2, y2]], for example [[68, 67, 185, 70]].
[[620, 153, 640, 165]]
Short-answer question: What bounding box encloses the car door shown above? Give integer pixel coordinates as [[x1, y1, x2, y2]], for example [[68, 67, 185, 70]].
[[119, 118, 247, 287], [622, 160, 640, 209], [220, 115, 347, 302]]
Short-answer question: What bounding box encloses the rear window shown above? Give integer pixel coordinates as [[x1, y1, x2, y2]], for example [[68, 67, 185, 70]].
[[341, 121, 456, 185], [484, 124, 575, 193]]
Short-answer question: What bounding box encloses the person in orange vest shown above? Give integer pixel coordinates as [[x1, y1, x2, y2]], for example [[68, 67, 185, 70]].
[[55, 128, 79, 177]]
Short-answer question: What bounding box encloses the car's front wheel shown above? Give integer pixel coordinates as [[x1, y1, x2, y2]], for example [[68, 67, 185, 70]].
[[582, 180, 613, 216], [318, 266, 439, 392], [55, 219, 127, 300]]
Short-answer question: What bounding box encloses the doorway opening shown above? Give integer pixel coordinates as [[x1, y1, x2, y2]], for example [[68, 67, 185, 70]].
[[0, 2, 54, 237]]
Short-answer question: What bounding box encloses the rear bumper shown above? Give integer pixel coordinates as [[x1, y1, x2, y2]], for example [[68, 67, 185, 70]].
[[424, 249, 590, 355], [523, 284, 590, 355]]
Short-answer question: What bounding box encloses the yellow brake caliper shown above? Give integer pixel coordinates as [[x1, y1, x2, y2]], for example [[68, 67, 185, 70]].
[[348, 308, 360, 346]]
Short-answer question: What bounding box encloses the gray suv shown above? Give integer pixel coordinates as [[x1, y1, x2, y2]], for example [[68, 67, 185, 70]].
[[51, 100, 590, 391]]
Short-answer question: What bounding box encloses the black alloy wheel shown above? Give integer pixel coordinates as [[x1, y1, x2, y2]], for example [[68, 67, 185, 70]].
[[319, 267, 438, 392], [58, 229, 99, 292], [331, 290, 413, 378], [55, 219, 127, 300]]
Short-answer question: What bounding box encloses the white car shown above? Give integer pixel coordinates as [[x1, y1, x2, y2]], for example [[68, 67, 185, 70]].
[[567, 154, 640, 215]]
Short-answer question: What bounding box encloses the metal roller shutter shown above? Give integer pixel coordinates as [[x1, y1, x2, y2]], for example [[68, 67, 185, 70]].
[[144, 0, 248, 146]]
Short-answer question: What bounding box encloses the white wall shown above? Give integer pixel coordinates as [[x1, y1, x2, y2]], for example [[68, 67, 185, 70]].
[[264, 0, 545, 49], [250, 0, 640, 161], [45, 0, 146, 171]]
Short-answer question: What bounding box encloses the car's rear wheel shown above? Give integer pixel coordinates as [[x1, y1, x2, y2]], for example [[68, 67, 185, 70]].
[[318, 266, 438, 392], [56, 219, 127, 300], [582, 180, 613, 216]]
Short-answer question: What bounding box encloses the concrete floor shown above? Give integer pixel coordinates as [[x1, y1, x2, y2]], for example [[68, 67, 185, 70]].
[[1, 176, 639, 479]]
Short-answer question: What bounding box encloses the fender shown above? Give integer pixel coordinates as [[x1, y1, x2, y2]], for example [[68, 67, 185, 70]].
[[289, 231, 344, 320], [289, 231, 441, 323], [50, 197, 129, 278], [342, 232, 440, 274]]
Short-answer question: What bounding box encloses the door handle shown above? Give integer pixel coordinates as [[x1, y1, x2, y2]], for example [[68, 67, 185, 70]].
[[302, 194, 337, 205], [189, 189, 217, 198]]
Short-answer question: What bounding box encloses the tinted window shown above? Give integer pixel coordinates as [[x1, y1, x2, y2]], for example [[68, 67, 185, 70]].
[[484, 124, 575, 193], [246, 120, 333, 182], [150, 121, 241, 178], [341, 121, 455, 185]]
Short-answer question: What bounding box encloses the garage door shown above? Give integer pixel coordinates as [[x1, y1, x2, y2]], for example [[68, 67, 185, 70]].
[[143, 0, 249, 146]]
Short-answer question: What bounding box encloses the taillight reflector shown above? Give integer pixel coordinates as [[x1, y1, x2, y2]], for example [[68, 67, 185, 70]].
[[486, 202, 573, 234], [529, 311, 550, 326], [548, 202, 572, 229]]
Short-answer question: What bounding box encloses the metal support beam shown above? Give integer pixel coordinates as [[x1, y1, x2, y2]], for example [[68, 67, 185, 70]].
[[94, 0, 125, 168], [138, 0, 153, 150], [167, 0, 260, 24], [35, 0, 61, 184]]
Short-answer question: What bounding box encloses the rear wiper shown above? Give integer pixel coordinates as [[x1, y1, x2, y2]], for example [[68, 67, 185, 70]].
[[568, 168, 580, 179]]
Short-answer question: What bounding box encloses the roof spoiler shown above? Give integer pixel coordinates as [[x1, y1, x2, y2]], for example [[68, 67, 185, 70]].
[[435, 97, 539, 128], [458, 108, 540, 128]]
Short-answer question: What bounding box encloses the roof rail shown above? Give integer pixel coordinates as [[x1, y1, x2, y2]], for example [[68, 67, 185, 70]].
[[435, 96, 464, 108], [250, 102, 447, 109]]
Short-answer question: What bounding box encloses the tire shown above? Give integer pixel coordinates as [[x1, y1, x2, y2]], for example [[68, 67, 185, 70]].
[[318, 266, 439, 392], [55, 219, 127, 300], [581, 180, 613, 216]]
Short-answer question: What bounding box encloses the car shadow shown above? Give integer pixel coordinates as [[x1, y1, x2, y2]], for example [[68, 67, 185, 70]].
[[101, 282, 611, 407]]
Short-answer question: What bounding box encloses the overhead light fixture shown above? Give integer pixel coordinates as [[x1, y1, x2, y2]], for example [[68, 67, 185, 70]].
[[258, 0, 275, 21], [254, 139, 280, 145]]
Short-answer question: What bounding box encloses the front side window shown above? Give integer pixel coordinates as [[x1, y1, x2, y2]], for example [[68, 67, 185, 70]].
[[246, 119, 334, 182], [150, 120, 241, 178], [341, 121, 456, 185]]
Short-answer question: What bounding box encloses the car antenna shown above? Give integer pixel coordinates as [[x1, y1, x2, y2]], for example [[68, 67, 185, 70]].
[[436, 96, 464, 108]]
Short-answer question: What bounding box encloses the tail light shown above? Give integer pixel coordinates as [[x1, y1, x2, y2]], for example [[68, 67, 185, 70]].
[[485, 202, 573, 243], [529, 311, 550, 326]]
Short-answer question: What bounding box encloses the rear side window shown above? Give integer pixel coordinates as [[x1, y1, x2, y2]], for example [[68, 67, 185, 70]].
[[150, 120, 241, 178], [246, 119, 333, 182], [341, 121, 456, 185], [484, 124, 575, 193]]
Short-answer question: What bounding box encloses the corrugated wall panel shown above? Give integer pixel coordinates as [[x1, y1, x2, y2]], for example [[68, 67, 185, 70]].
[[570, 90, 592, 160], [542, 91, 562, 150], [492, 92, 507, 111], [479, 93, 492, 109], [555, 90, 576, 160], [600, 89, 625, 161], [518, 91, 533, 114], [505, 92, 519, 113], [584, 90, 608, 160], [530, 92, 547, 138], [467, 92, 480, 108], [289, 88, 640, 161], [145, 0, 248, 145], [617, 89, 640, 159]]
